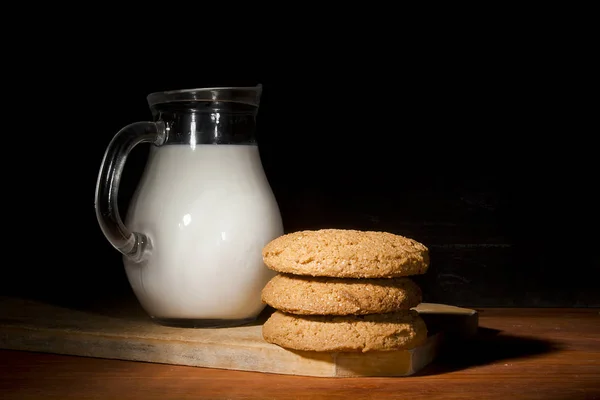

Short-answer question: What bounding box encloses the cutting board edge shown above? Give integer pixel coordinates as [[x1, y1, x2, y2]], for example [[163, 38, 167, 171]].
[[0, 325, 444, 378]]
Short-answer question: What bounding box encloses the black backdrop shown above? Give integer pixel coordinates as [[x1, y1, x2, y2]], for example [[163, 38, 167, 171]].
[[2, 33, 597, 309]]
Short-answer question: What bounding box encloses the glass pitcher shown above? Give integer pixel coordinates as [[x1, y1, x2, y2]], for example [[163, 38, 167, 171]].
[[94, 85, 284, 328]]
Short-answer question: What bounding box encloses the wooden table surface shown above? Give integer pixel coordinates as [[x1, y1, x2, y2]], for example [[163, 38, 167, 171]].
[[1, 308, 598, 400]]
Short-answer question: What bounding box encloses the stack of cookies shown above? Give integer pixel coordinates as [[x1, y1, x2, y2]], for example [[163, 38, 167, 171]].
[[260, 229, 430, 353]]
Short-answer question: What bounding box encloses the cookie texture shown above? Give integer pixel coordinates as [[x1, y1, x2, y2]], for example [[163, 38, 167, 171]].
[[262, 229, 429, 278], [262, 310, 428, 352], [262, 274, 422, 315]]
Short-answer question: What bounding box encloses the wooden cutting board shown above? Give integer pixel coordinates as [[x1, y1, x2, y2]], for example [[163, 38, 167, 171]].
[[0, 296, 477, 377]]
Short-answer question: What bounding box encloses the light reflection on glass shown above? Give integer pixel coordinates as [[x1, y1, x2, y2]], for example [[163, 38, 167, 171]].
[[211, 112, 220, 139], [190, 114, 197, 150]]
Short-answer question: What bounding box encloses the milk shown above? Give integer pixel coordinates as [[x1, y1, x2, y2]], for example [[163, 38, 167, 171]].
[[123, 144, 283, 324]]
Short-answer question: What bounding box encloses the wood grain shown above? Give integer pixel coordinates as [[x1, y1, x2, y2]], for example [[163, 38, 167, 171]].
[[0, 297, 477, 378], [0, 308, 598, 399]]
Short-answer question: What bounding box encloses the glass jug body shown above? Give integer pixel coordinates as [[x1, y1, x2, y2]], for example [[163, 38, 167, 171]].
[[95, 86, 284, 328]]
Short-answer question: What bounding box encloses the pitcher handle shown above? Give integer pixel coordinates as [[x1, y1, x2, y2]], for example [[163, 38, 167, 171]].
[[94, 121, 166, 263]]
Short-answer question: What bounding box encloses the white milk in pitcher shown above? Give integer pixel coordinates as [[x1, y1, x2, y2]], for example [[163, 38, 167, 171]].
[[123, 144, 284, 322]]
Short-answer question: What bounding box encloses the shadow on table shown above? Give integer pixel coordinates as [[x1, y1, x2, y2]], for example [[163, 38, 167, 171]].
[[412, 327, 562, 376]]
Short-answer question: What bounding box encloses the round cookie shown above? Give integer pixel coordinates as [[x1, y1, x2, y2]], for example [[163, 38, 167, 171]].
[[262, 310, 428, 353], [261, 274, 422, 315], [262, 229, 429, 278]]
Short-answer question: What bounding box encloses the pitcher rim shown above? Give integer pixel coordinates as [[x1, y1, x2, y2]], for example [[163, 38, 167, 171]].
[[147, 84, 263, 108]]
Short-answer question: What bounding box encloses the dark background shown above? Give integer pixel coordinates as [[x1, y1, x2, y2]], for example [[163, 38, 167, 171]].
[[2, 27, 597, 309]]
